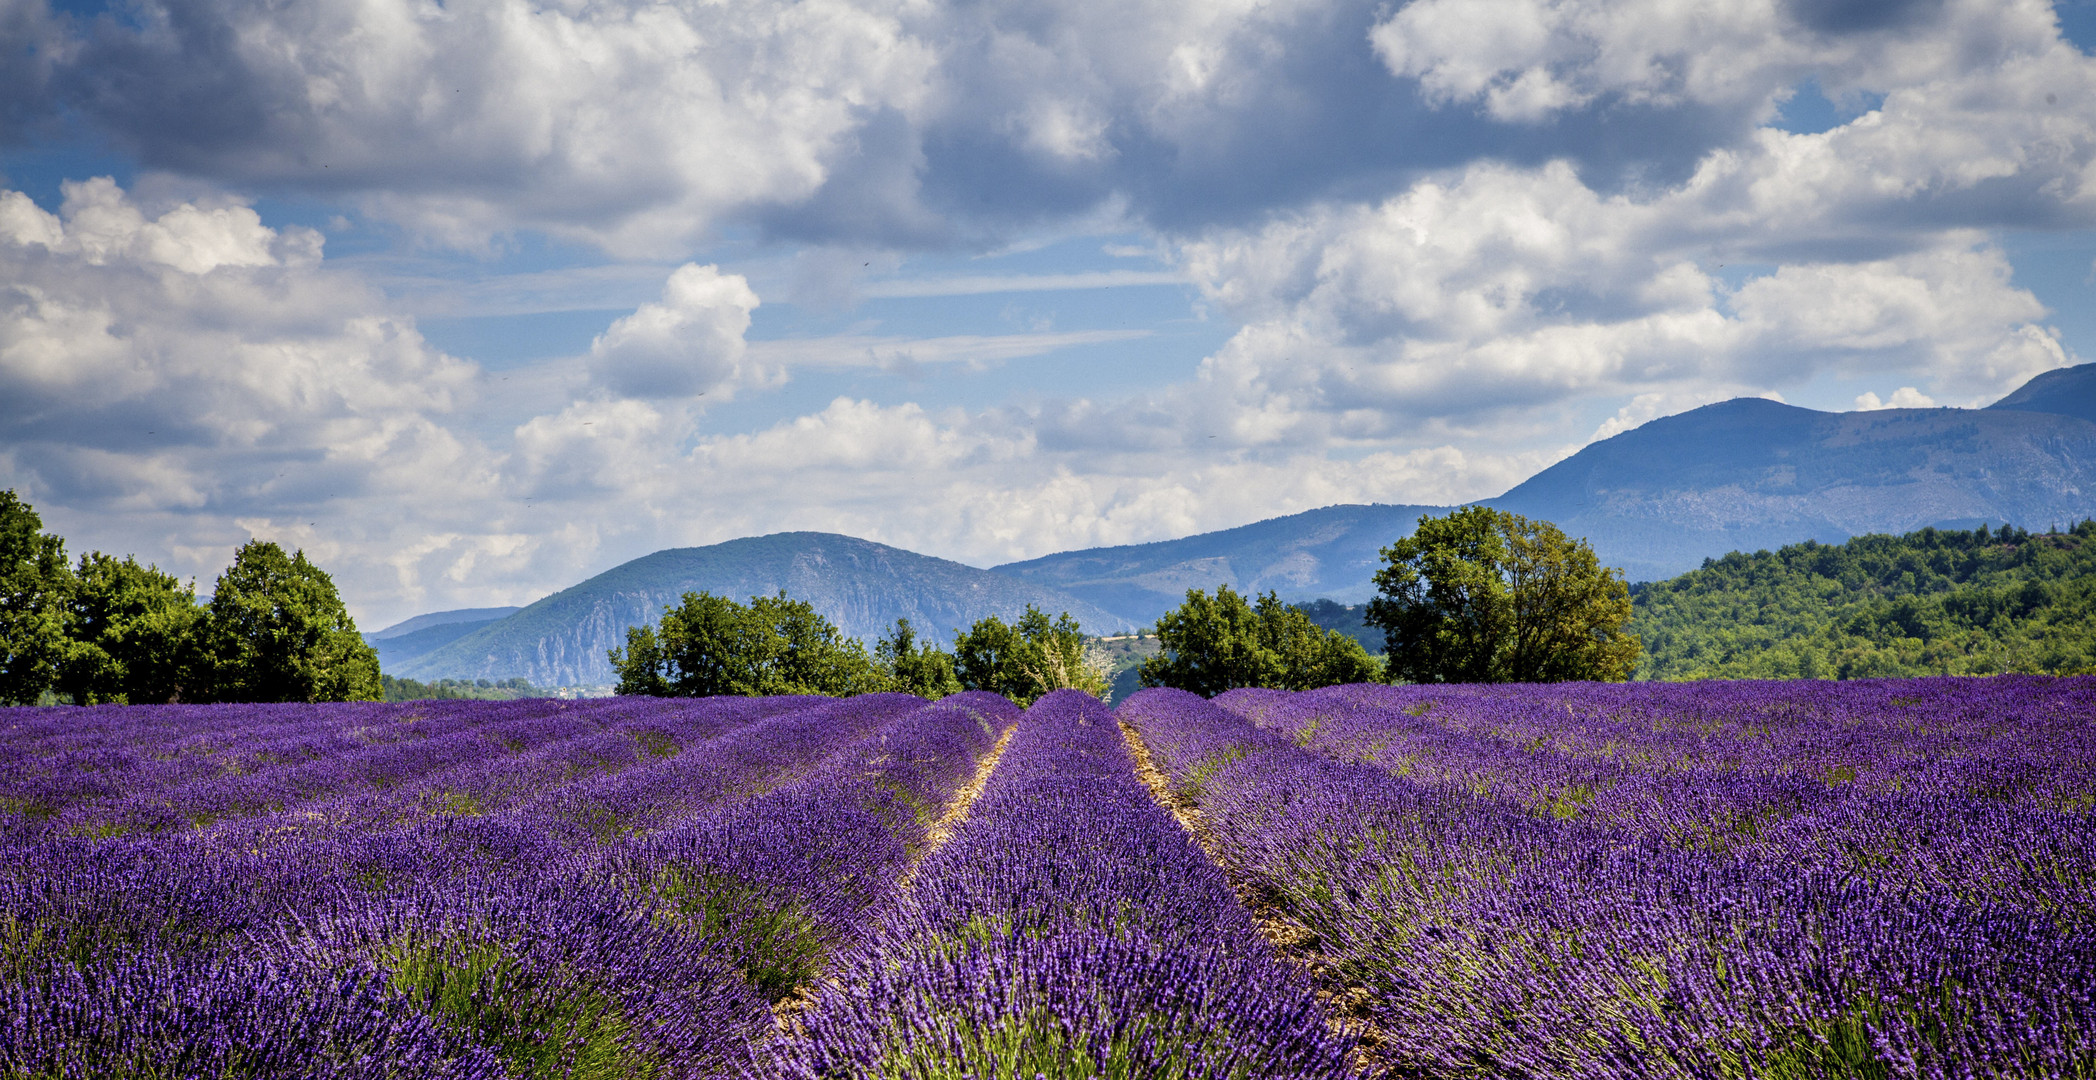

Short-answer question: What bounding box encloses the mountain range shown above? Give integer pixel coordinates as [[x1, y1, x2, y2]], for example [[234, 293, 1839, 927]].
[[377, 362, 2096, 686], [1484, 391, 2096, 582], [385, 534, 1128, 686], [365, 607, 521, 676]]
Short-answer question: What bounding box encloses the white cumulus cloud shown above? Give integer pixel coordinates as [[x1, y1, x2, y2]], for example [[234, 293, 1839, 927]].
[[588, 263, 763, 400]]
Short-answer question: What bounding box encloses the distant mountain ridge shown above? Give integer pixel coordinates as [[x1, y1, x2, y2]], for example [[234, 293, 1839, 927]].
[[1989, 361, 2096, 426], [395, 533, 1127, 686], [994, 367, 2096, 622], [386, 362, 2096, 684], [363, 607, 523, 675], [992, 504, 1443, 626], [1489, 393, 2096, 581], [368, 607, 523, 640], [960, 363, 2096, 625]]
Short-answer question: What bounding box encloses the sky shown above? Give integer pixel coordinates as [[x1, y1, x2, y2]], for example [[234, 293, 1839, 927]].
[[4, 0, 2096, 629]]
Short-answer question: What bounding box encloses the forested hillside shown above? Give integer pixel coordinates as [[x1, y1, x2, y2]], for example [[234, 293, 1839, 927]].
[[1633, 521, 2096, 680]]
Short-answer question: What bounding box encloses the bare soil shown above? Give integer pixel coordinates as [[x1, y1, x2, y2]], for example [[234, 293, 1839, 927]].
[[1116, 719, 1388, 1074], [771, 723, 1018, 1033]]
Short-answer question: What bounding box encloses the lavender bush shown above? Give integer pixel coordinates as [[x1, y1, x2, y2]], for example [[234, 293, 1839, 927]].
[[1120, 680, 2096, 1079], [766, 688, 1360, 1080], [0, 692, 1010, 1078]]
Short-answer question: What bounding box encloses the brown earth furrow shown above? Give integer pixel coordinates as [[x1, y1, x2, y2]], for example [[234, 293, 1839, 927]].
[[1117, 718, 1388, 1074], [902, 722, 1016, 889], [771, 722, 1017, 1033]]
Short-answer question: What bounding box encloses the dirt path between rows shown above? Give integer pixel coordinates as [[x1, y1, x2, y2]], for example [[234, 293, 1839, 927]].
[[1117, 719, 1387, 1073], [771, 723, 1017, 1033], [902, 723, 1016, 890]]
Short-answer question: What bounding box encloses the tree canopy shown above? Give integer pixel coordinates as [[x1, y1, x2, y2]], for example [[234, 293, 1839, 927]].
[[609, 593, 1111, 703], [58, 553, 205, 705], [1139, 585, 1379, 696], [199, 540, 382, 703], [1633, 521, 2096, 679], [875, 617, 963, 699], [4, 491, 382, 705], [1368, 507, 1638, 684], [610, 591, 890, 697], [952, 605, 1106, 706], [0, 491, 72, 705], [381, 675, 544, 702]]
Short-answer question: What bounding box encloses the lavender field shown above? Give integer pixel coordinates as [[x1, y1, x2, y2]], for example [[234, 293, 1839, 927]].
[[3, 678, 2093, 1078]]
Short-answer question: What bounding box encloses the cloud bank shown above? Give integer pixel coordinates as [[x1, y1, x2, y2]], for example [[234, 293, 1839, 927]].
[[1, 0, 2092, 625]]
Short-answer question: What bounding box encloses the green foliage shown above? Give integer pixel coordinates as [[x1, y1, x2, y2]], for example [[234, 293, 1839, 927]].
[[874, 617, 962, 699], [1635, 520, 2096, 679], [1368, 507, 1639, 684], [951, 605, 1106, 706], [860, 1004, 1285, 1080], [1138, 585, 1379, 696], [647, 867, 826, 1003], [0, 490, 73, 705], [200, 540, 382, 703], [1292, 598, 1381, 654], [381, 675, 544, 702], [57, 553, 205, 704], [3, 493, 380, 705], [379, 936, 659, 1080], [608, 590, 887, 697]]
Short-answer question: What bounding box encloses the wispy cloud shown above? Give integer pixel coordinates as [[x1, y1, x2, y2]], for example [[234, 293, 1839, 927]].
[[858, 270, 1189, 298], [750, 329, 1152, 369], [336, 259, 680, 318]]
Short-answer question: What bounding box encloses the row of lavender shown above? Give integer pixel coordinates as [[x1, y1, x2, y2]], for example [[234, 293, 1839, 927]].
[[762, 689, 1359, 1079], [1, 691, 1016, 1077], [0, 696, 800, 844], [1119, 677, 2096, 1078]]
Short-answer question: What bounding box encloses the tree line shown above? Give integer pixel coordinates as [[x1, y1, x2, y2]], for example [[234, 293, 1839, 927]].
[[609, 593, 1109, 706], [6, 484, 1643, 706], [0, 491, 380, 705], [26, 475, 2090, 706], [614, 505, 1642, 701], [378, 675, 544, 703]]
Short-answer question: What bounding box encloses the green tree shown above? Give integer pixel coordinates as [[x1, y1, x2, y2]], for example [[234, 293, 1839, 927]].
[[200, 540, 382, 702], [874, 617, 962, 699], [1368, 507, 1639, 684], [952, 605, 1106, 706], [1139, 585, 1380, 696], [608, 591, 886, 697], [0, 490, 74, 705], [611, 622, 673, 696], [58, 553, 205, 704]]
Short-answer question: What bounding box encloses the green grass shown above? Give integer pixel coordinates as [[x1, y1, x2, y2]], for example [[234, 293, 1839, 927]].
[[1173, 746, 1249, 804], [425, 789, 482, 817], [0, 795, 54, 823]]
